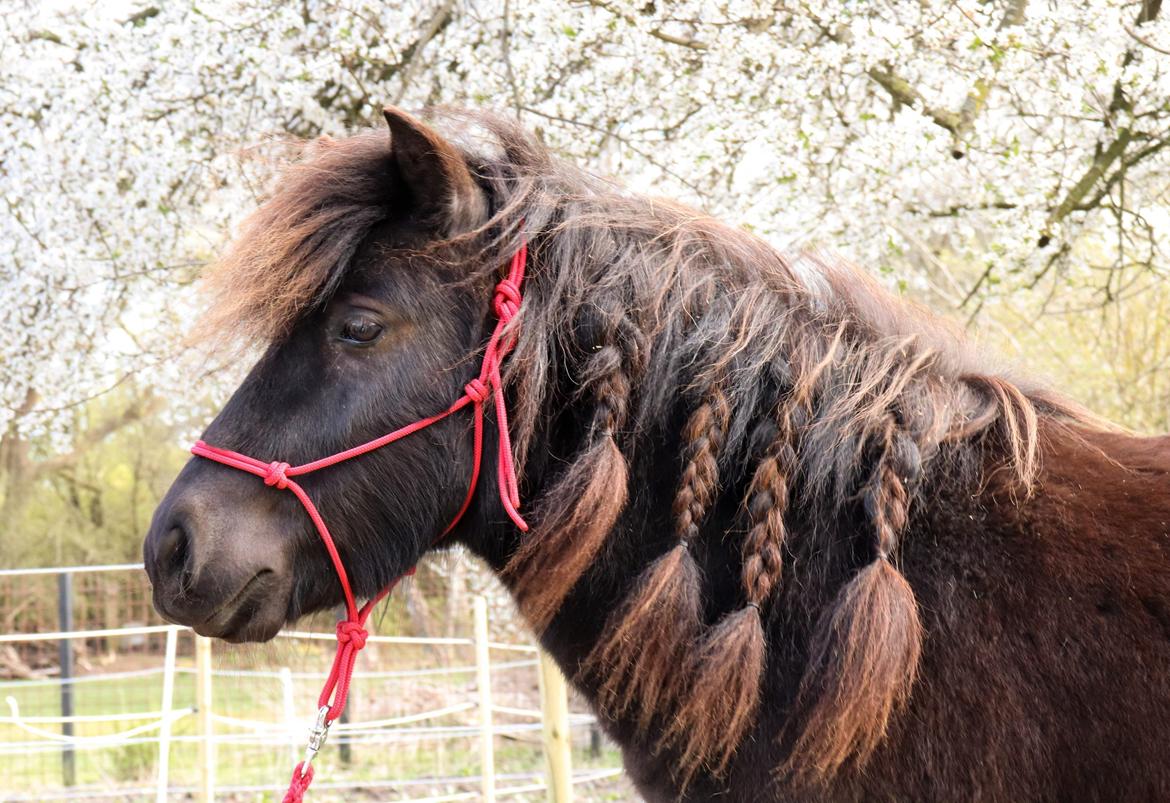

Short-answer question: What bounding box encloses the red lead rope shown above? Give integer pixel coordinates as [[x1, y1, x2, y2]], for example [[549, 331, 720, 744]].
[[191, 243, 530, 802]]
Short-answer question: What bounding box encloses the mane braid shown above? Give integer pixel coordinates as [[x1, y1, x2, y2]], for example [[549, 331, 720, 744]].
[[504, 306, 637, 632], [781, 403, 924, 785], [584, 381, 729, 732], [666, 402, 799, 783]]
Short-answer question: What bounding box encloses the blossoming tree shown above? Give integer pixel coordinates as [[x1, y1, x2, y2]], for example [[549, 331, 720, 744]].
[[3, 0, 1168, 459]]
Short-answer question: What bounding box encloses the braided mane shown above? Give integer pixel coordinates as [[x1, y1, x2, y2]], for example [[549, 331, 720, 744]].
[[454, 112, 1093, 786], [201, 110, 1096, 788]]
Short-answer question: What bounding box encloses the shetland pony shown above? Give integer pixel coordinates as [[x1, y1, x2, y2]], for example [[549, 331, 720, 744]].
[[146, 108, 1170, 801]]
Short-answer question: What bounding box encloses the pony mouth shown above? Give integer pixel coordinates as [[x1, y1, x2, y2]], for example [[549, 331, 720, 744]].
[[190, 570, 287, 643]]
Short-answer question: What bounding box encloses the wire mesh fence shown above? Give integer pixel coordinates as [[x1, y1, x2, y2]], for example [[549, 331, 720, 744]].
[[0, 565, 631, 801]]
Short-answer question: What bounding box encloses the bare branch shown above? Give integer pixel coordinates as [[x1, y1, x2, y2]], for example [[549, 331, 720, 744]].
[[649, 28, 708, 50], [1051, 130, 1135, 224], [1072, 134, 1170, 214], [502, 0, 524, 117], [32, 396, 160, 479], [953, 0, 1029, 151], [1123, 18, 1170, 55], [520, 106, 709, 198], [866, 67, 961, 133], [392, 0, 457, 105], [121, 7, 160, 27]]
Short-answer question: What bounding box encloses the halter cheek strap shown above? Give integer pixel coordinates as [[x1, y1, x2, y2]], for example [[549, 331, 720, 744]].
[[190, 242, 529, 802]]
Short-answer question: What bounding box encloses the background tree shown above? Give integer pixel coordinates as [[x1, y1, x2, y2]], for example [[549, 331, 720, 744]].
[[3, 0, 1168, 565]]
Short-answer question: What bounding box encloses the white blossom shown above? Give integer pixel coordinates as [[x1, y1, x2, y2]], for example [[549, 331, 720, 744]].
[[3, 0, 1167, 436]]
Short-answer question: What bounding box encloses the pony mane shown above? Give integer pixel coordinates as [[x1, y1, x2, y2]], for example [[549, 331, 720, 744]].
[[204, 109, 1100, 788], [197, 131, 400, 344]]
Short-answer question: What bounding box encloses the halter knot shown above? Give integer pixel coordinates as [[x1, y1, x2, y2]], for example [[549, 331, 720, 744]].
[[464, 378, 489, 404], [335, 621, 368, 650], [493, 279, 522, 318], [264, 461, 291, 490]]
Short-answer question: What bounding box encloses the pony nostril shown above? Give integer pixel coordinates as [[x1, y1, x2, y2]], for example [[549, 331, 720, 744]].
[[157, 524, 191, 584]]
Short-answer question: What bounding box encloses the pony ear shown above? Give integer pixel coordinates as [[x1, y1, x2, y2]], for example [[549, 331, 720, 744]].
[[383, 106, 487, 231]]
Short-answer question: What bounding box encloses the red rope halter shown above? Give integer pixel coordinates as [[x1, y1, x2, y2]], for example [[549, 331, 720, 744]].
[[191, 243, 529, 802]]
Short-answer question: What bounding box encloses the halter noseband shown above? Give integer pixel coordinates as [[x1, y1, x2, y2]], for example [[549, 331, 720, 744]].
[[190, 242, 529, 801]]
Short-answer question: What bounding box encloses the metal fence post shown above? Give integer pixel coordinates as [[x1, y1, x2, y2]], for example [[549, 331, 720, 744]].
[[538, 650, 573, 803], [56, 571, 76, 787], [195, 635, 215, 802], [156, 626, 179, 803], [473, 596, 496, 803]]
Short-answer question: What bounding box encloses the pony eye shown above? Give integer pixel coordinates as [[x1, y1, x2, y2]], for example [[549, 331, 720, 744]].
[[339, 315, 384, 345]]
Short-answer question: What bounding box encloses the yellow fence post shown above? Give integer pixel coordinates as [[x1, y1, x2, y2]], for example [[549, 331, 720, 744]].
[[195, 635, 215, 803], [473, 596, 496, 803], [538, 649, 573, 803], [155, 625, 178, 803]]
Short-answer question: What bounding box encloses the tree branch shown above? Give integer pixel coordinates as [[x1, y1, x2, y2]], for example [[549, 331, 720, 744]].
[[391, 0, 457, 104], [866, 66, 961, 133], [953, 0, 1029, 152], [1046, 0, 1161, 227], [1123, 16, 1170, 55], [805, 11, 965, 137], [1071, 134, 1170, 213], [649, 28, 707, 50], [32, 396, 159, 479], [585, 0, 708, 51], [122, 7, 160, 27], [1051, 129, 1134, 224]]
